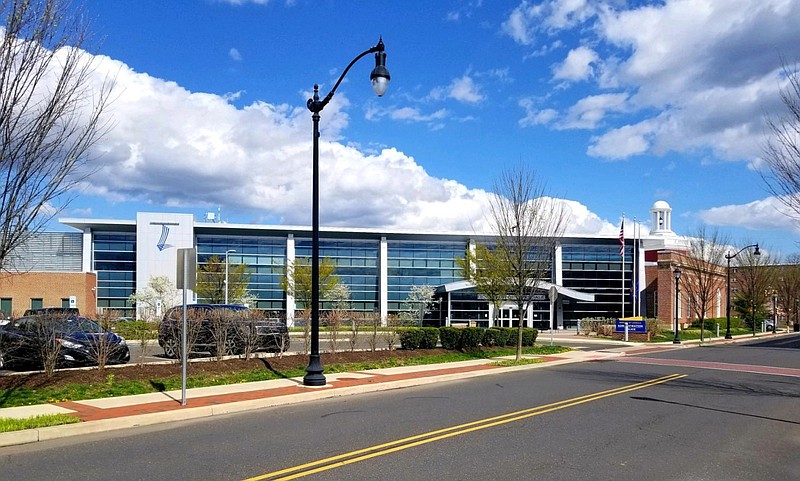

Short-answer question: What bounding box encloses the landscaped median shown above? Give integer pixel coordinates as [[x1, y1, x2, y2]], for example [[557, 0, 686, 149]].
[[0, 334, 570, 434]]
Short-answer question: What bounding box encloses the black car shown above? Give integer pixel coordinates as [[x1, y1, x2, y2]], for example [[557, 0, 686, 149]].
[[0, 316, 130, 370], [23, 307, 80, 317], [158, 304, 290, 358]]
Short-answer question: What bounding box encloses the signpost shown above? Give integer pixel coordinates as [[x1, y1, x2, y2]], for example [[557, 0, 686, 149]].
[[176, 248, 196, 406], [616, 316, 646, 341]]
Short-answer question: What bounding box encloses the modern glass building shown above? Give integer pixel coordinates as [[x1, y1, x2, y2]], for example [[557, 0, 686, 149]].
[[54, 205, 687, 328]]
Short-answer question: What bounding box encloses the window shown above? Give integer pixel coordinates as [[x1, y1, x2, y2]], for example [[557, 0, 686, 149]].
[[61, 298, 70, 309], [0, 298, 11, 318], [30, 298, 43, 310]]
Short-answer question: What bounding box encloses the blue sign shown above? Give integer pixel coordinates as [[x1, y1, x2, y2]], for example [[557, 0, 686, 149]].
[[615, 320, 647, 333]]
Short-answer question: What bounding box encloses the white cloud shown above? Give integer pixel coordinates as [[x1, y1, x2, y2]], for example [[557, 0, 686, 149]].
[[228, 48, 242, 62], [518, 98, 557, 127], [559, 92, 628, 129], [430, 74, 485, 104], [698, 197, 797, 231], [553, 45, 598, 82], [448, 75, 484, 103]]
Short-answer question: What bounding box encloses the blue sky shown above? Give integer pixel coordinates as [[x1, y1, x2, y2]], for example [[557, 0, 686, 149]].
[[55, 0, 800, 254]]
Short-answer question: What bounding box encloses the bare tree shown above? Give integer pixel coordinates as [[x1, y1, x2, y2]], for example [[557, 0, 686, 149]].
[[682, 226, 729, 343], [208, 308, 233, 360], [0, 0, 113, 272], [760, 63, 800, 223], [732, 245, 776, 334], [488, 164, 569, 360], [773, 254, 800, 331]]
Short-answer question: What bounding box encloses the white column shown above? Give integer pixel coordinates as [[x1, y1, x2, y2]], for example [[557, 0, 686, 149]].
[[82, 228, 92, 272], [285, 234, 296, 327], [379, 236, 388, 325]]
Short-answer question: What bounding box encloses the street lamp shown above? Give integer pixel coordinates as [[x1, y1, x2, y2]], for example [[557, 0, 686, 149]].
[[772, 292, 778, 334], [724, 244, 760, 339], [673, 267, 681, 344], [224, 249, 236, 304], [304, 38, 390, 387]]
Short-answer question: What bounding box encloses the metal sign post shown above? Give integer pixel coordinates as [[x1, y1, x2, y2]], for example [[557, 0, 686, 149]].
[[176, 248, 196, 406]]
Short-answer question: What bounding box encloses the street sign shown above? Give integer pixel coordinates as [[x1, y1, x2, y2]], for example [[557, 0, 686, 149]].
[[615, 318, 647, 333]]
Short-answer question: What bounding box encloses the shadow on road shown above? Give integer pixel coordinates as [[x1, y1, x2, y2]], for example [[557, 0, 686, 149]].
[[631, 395, 800, 425]]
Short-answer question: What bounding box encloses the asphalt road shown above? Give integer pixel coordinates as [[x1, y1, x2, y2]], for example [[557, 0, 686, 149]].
[[2, 335, 797, 480]]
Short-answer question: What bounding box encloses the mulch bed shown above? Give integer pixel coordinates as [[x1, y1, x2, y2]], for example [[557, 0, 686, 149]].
[[0, 349, 452, 391]]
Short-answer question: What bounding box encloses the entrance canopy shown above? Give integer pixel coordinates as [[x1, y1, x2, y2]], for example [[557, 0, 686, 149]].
[[435, 280, 595, 302]]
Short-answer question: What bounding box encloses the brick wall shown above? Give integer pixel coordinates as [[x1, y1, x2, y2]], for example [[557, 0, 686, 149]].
[[0, 272, 97, 318]]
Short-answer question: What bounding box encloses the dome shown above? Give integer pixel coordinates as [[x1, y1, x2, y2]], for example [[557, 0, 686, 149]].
[[651, 200, 671, 210]]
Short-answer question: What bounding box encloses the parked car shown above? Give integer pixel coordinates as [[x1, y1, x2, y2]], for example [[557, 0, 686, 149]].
[[765, 319, 775, 331], [23, 307, 80, 317], [0, 315, 129, 370], [158, 304, 290, 358]]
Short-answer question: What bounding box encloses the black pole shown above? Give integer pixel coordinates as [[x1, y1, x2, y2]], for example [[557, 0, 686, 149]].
[[304, 85, 325, 387], [301, 39, 389, 387], [673, 271, 681, 344], [725, 255, 732, 339]]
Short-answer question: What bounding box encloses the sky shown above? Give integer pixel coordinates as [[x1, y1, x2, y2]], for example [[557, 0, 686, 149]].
[[44, 0, 800, 255]]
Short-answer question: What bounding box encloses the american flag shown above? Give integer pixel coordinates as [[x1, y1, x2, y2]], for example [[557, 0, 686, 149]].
[[618, 220, 624, 257]]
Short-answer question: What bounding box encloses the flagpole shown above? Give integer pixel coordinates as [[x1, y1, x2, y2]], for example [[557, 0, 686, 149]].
[[633, 217, 641, 317], [620, 216, 625, 319]]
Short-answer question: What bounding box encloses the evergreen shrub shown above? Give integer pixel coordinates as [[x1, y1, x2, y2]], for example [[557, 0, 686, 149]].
[[439, 327, 462, 350]]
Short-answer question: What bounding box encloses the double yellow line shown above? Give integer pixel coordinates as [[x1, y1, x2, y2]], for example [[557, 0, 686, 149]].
[[244, 373, 686, 481]]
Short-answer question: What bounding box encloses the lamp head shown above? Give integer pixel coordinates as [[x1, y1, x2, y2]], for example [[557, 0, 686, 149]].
[[370, 39, 390, 97], [673, 268, 682, 280], [753, 244, 761, 256]]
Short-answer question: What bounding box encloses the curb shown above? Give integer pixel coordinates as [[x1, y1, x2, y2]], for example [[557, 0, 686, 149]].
[[0, 350, 623, 448]]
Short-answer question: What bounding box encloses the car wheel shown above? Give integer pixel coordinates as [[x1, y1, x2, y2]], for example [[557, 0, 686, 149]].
[[163, 338, 179, 358], [226, 338, 244, 356]]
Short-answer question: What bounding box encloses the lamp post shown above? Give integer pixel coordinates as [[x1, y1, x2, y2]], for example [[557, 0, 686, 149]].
[[224, 249, 236, 304], [772, 292, 777, 334], [673, 267, 681, 344], [303, 38, 390, 387], [724, 244, 760, 339]]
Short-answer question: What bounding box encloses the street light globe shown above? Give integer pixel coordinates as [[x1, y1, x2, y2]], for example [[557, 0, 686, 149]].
[[370, 51, 390, 97]]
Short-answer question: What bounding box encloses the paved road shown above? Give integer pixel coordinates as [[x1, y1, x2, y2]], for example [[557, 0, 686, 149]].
[[2, 335, 797, 480]]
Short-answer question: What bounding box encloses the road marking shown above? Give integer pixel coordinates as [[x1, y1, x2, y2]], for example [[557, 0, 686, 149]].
[[242, 373, 686, 481]]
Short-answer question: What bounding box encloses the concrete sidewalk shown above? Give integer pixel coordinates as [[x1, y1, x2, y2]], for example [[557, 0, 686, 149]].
[[0, 330, 787, 448]]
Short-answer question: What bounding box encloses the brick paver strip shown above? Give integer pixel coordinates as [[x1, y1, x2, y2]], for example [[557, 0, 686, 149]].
[[56, 363, 502, 422]]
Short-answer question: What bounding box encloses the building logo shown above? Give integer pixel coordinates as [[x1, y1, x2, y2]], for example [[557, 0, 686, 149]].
[[157, 224, 170, 251]]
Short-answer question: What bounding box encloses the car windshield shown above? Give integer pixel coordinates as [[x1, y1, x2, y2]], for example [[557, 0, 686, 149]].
[[53, 317, 103, 333]]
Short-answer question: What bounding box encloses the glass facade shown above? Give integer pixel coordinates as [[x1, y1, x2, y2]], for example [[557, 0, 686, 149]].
[[196, 235, 286, 310], [387, 241, 466, 312], [93, 232, 136, 312], [295, 238, 379, 312], [561, 243, 633, 320]]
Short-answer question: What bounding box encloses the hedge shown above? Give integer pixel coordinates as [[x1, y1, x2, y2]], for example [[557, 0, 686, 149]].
[[420, 327, 440, 349], [398, 327, 424, 350], [482, 328, 510, 347], [460, 327, 484, 350], [438, 327, 462, 350]]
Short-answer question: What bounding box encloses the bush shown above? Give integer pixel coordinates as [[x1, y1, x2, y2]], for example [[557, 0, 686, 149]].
[[504, 327, 518, 346], [398, 327, 424, 350], [460, 327, 484, 350], [522, 328, 538, 346], [483, 328, 510, 347], [439, 327, 462, 350], [420, 327, 440, 349]]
